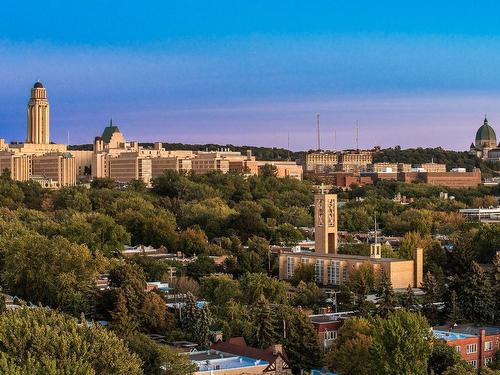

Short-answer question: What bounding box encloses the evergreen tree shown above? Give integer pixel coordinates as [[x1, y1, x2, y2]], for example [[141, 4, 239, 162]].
[[376, 270, 395, 318], [446, 290, 463, 325], [110, 288, 138, 338], [458, 262, 495, 324], [251, 295, 276, 349], [181, 292, 198, 336], [493, 252, 500, 324], [401, 284, 417, 312], [421, 272, 441, 324], [0, 294, 6, 313], [194, 306, 212, 349]]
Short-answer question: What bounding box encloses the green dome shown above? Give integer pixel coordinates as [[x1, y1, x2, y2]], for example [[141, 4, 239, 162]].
[[475, 117, 497, 143]]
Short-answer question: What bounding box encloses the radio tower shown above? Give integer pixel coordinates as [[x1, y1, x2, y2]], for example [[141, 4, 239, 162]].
[[356, 120, 359, 150], [316, 114, 321, 151], [287, 132, 290, 161]]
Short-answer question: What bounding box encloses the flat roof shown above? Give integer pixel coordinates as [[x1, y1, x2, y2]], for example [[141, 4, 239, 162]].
[[434, 325, 500, 337], [282, 251, 409, 263], [188, 350, 268, 372]]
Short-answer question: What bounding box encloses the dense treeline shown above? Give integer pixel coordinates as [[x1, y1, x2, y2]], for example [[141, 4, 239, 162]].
[[0, 168, 499, 374], [373, 146, 500, 177]]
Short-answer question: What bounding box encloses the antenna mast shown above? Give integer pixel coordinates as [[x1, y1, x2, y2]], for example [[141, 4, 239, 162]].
[[356, 120, 359, 150], [333, 130, 337, 151], [316, 114, 321, 151], [287, 132, 290, 161]]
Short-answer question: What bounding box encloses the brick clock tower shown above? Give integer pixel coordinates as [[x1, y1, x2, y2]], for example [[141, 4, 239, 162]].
[[314, 193, 338, 255], [27, 81, 50, 144]]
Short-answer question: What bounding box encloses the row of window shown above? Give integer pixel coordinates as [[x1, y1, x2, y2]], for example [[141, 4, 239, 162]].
[[287, 257, 350, 285], [467, 357, 494, 369], [456, 341, 494, 355]]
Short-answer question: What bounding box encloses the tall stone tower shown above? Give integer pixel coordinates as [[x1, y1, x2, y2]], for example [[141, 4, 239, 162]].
[[314, 193, 338, 254], [27, 81, 50, 144]]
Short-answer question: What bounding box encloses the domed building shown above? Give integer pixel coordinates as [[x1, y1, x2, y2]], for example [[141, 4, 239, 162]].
[[470, 116, 497, 159]]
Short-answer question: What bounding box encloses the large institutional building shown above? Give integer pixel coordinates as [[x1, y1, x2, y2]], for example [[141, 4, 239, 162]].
[[0, 82, 303, 188], [469, 116, 500, 161], [278, 192, 423, 289]]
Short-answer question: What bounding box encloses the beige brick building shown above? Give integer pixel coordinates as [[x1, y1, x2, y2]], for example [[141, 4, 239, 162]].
[[32, 153, 76, 188], [278, 193, 423, 289]]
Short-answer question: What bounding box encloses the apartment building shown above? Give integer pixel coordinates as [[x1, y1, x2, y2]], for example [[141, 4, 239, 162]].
[[433, 325, 500, 369]]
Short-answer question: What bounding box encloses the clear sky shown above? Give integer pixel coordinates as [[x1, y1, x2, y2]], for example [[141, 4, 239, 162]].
[[2, 1, 500, 150]]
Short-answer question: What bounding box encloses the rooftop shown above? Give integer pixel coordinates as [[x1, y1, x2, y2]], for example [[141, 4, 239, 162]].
[[434, 324, 500, 337], [187, 350, 268, 372], [433, 330, 475, 341]]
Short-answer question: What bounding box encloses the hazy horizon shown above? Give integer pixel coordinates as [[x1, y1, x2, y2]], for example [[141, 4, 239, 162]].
[[2, 1, 500, 151]]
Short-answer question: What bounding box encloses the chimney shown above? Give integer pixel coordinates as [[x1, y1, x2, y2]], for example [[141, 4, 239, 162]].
[[272, 344, 283, 356], [213, 331, 223, 343]]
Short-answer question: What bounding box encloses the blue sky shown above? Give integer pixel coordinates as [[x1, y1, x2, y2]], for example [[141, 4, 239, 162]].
[[2, 1, 500, 150]]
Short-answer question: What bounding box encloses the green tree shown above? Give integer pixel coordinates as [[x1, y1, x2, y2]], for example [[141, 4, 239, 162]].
[[458, 261, 495, 324], [326, 317, 373, 375], [370, 310, 433, 375], [399, 231, 421, 260], [251, 295, 276, 349], [110, 288, 138, 338], [293, 281, 325, 308], [200, 274, 241, 306], [0, 308, 142, 374], [421, 271, 442, 324], [446, 290, 463, 325], [0, 229, 103, 316], [140, 291, 174, 335], [239, 273, 288, 305], [375, 269, 395, 318], [401, 284, 418, 312], [194, 306, 212, 349], [275, 305, 322, 372], [186, 255, 216, 281], [428, 339, 465, 375], [273, 223, 304, 246], [177, 227, 209, 256], [126, 333, 196, 375], [290, 263, 316, 286]]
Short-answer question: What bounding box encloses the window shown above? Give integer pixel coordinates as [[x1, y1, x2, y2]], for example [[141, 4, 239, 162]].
[[328, 261, 340, 285], [485, 341, 493, 351], [469, 360, 477, 368], [315, 260, 324, 283], [342, 267, 348, 283], [325, 330, 337, 341], [485, 357, 492, 366], [454, 346, 461, 353], [466, 344, 477, 354], [287, 257, 294, 278]]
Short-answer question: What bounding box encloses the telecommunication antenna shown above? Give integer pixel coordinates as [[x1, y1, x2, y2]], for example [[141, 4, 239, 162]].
[[356, 120, 359, 150], [333, 130, 337, 151], [316, 114, 321, 151], [287, 132, 290, 161]]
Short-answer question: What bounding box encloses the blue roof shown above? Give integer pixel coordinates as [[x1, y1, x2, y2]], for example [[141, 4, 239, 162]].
[[433, 330, 475, 341], [193, 354, 268, 372]]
